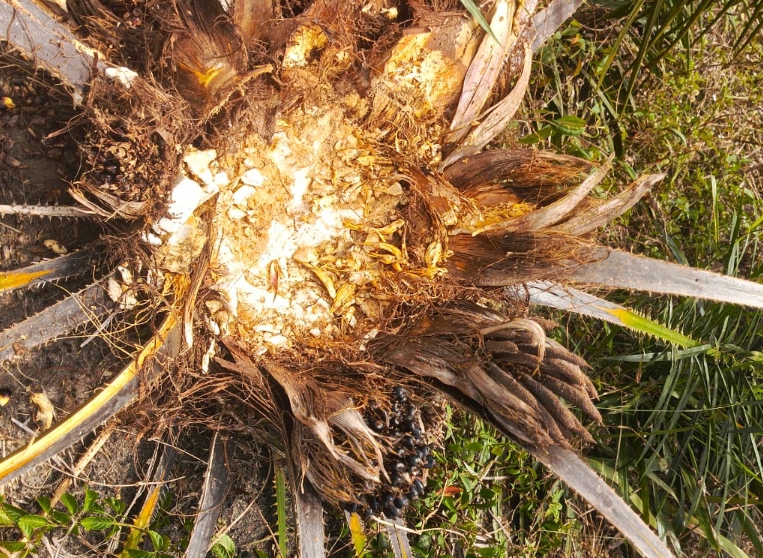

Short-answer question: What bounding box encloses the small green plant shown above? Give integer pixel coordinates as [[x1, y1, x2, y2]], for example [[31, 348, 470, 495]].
[[0, 489, 177, 558], [0, 489, 122, 556], [408, 406, 572, 557], [210, 534, 238, 558]]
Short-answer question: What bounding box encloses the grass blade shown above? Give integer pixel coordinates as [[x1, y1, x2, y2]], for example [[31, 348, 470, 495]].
[[621, 0, 663, 111], [717, 533, 752, 558], [605, 344, 712, 363], [460, 0, 498, 42], [730, 6, 763, 62], [646, 0, 717, 71], [276, 466, 287, 558], [595, 0, 646, 91]]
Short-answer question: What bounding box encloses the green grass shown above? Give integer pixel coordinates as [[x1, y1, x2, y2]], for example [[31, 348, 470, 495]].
[[537, 7, 763, 557], [410, 407, 569, 557]]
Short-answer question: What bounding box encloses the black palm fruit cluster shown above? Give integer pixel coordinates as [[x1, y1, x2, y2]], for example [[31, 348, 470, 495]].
[[343, 386, 434, 519]]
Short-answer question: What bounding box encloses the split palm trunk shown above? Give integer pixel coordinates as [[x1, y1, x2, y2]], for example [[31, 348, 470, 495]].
[[2, 0, 762, 556]]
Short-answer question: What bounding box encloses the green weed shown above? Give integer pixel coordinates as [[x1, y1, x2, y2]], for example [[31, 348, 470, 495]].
[[0, 489, 162, 557], [407, 406, 571, 557]]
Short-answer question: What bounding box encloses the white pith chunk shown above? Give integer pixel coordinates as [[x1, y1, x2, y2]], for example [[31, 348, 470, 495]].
[[232, 185, 257, 207], [183, 149, 219, 187], [154, 175, 217, 237], [172, 100, 402, 351], [104, 66, 139, 89]]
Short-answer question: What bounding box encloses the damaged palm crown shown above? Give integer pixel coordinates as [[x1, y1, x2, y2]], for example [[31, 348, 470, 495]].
[[135, 5, 601, 510], [150, 18, 474, 353], [95, 0, 600, 505]]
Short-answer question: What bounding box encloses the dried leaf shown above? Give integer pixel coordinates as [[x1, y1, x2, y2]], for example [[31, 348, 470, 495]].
[[568, 248, 763, 309], [474, 160, 612, 234], [29, 391, 55, 430], [549, 174, 665, 235], [448, 0, 517, 144], [443, 43, 534, 167]]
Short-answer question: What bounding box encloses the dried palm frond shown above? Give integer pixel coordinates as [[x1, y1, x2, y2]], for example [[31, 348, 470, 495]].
[[0, 249, 97, 293], [185, 432, 229, 558], [369, 301, 600, 447]]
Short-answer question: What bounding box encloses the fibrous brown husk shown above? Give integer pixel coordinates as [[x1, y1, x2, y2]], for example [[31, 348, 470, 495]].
[[369, 301, 601, 449], [74, 74, 194, 217]]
